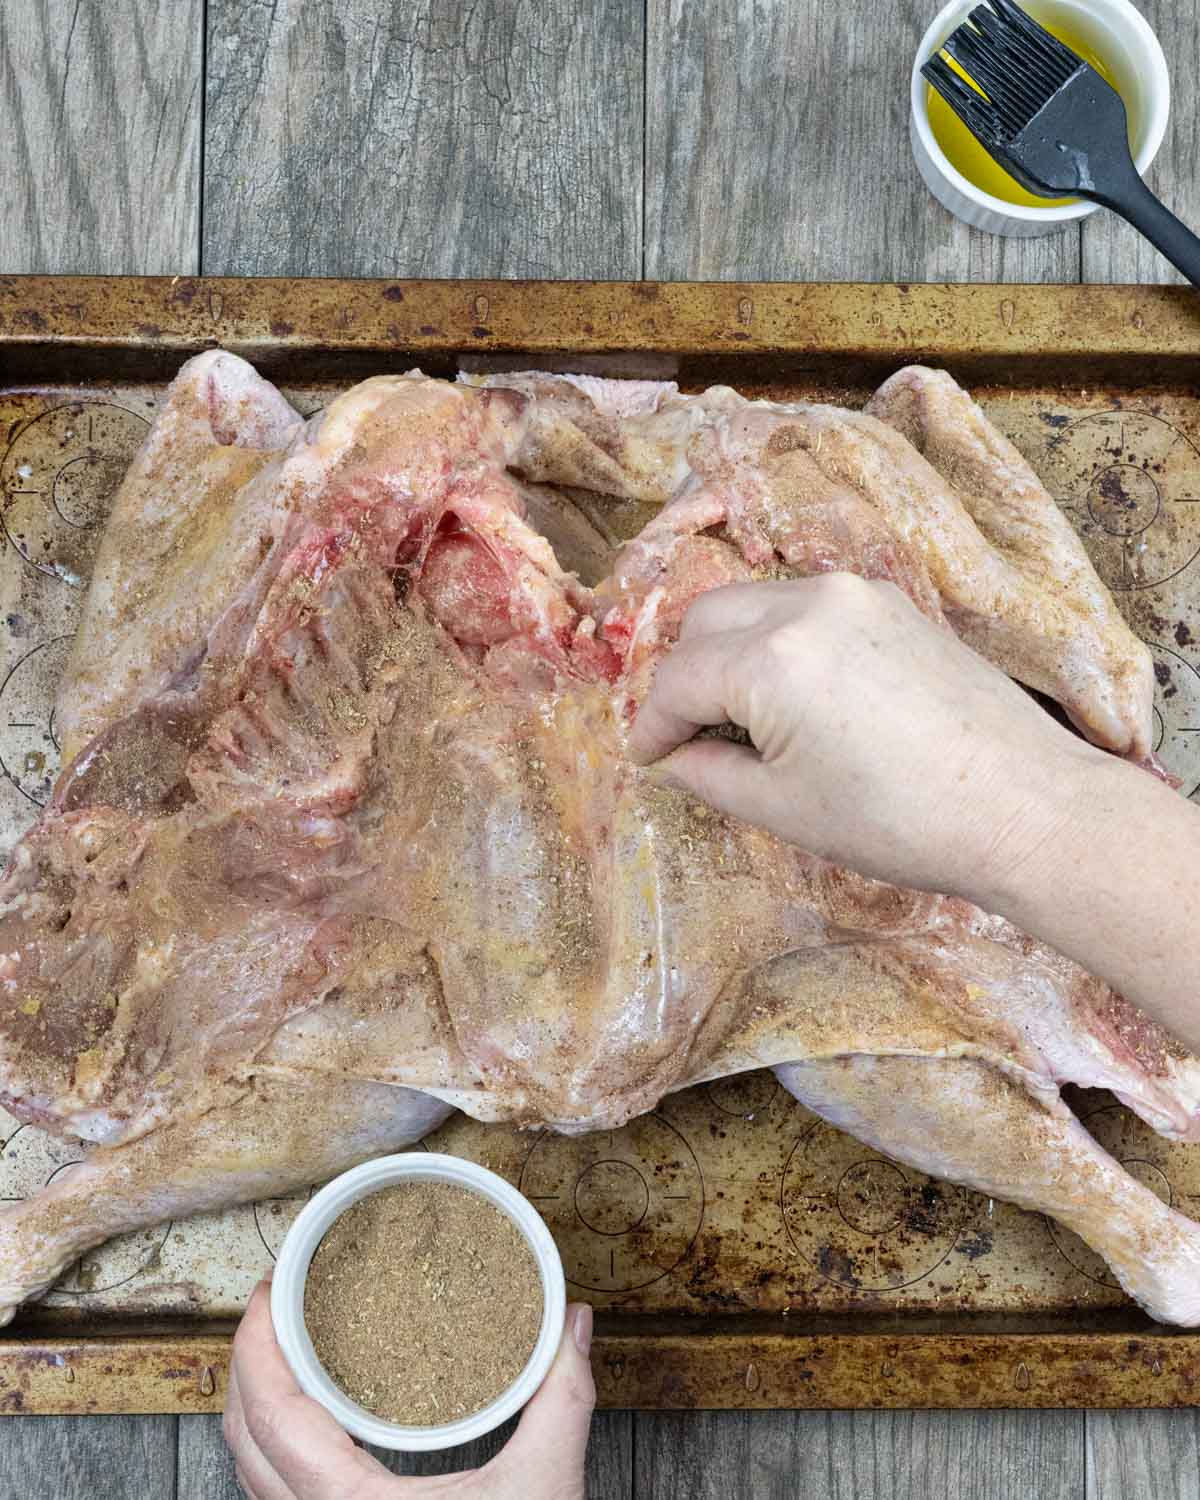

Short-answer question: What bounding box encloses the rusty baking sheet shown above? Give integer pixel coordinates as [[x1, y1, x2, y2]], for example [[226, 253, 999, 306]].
[[3, 276, 1200, 1414]]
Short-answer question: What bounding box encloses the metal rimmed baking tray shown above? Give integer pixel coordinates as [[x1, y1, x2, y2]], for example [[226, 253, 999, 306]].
[[3, 276, 1200, 1414]]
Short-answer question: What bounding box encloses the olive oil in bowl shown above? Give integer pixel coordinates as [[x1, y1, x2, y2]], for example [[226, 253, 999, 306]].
[[926, 10, 1129, 207]]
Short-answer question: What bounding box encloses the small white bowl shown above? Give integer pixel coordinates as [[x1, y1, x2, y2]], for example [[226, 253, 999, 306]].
[[911, 0, 1170, 236], [271, 1152, 567, 1452]]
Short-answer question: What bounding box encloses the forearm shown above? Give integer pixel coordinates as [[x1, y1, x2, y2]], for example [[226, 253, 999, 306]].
[[629, 576, 1200, 1047], [975, 753, 1200, 1054]]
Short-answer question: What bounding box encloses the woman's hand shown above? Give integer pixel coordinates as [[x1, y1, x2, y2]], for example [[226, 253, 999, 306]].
[[629, 573, 1099, 906], [631, 572, 1200, 1056], [224, 1280, 595, 1500]]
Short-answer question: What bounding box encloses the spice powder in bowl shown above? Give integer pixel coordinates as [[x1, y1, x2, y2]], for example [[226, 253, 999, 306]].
[[302, 1181, 543, 1426]]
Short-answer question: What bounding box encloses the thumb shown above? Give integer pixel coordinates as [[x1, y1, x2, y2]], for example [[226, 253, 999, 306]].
[[492, 1303, 595, 1493], [648, 735, 788, 835]]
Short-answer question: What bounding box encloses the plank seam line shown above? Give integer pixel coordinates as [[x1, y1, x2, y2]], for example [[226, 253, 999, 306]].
[[640, 0, 648, 279], [1083, 1407, 1091, 1500], [198, 0, 209, 275]]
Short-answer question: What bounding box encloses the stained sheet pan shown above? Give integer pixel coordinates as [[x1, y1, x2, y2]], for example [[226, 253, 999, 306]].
[[2, 276, 1200, 1411]]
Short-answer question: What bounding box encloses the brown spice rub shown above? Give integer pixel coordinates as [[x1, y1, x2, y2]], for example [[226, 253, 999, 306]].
[[303, 1182, 542, 1426]]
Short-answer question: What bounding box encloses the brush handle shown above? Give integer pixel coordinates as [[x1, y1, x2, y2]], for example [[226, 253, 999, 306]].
[[1087, 162, 1200, 288]]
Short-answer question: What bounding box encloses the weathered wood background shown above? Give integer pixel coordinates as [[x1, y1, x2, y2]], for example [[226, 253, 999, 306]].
[[2, 0, 1199, 1495]]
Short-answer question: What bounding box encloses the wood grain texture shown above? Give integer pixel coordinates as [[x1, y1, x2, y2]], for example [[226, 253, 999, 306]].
[[637, 1408, 1085, 1500], [0, 1416, 177, 1500], [578, 1411, 635, 1500], [203, 0, 643, 279], [177, 1416, 236, 1500], [643, 0, 1079, 283], [0, 0, 201, 274], [176, 1408, 632, 1498], [1086, 1411, 1200, 1500], [0, 3, 200, 1494], [1081, 0, 1200, 284]]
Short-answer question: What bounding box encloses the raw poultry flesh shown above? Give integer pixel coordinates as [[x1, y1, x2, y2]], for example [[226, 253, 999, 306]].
[[2, 353, 1199, 1328]]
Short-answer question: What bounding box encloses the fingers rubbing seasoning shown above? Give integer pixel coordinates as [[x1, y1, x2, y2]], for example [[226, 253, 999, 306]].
[[629, 637, 743, 765]]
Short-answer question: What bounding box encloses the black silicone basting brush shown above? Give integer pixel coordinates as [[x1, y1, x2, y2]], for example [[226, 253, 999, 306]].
[[922, 0, 1200, 284]]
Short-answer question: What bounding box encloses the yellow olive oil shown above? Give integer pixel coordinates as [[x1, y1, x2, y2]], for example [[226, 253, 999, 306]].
[[927, 13, 1125, 207]]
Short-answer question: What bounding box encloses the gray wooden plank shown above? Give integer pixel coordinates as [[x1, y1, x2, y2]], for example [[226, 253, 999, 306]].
[[636, 1409, 1084, 1500], [1081, 0, 1200, 284], [177, 1416, 235, 1500], [0, 4, 200, 1490], [1086, 1411, 1200, 1500], [0, 1415, 177, 1500], [178, 1407, 632, 1498], [0, 0, 202, 274], [644, 0, 1079, 284], [580, 1411, 635, 1500], [203, 0, 643, 279]]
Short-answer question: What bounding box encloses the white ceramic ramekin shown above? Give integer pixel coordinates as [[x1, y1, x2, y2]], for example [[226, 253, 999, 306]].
[[911, 0, 1170, 236], [271, 1152, 567, 1452]]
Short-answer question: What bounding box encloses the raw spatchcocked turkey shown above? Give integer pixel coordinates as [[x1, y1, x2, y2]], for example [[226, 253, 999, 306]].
[[3, 353, 1200, 1327]]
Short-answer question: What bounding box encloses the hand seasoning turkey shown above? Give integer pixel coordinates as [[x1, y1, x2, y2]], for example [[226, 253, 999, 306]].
[[3, 353, 1200, 1327]]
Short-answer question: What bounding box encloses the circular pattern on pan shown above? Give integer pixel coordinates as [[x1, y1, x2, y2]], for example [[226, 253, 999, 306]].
[[1145, 638, 1200, 796], [1042, 410, 1200, 592], [0, 635, 72, 806], [519, 1114, 704, 1293], [781, 1121, 970, 1291], [705, 1071, 781, 1120], [1, 401, 149, 588], [253, 1187, 318, 1260]]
